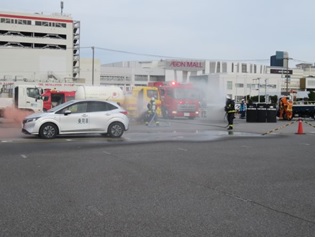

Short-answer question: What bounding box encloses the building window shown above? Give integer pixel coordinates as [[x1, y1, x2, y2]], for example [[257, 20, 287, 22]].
[[236, 96, 244, 102], [227, 81, 233, 90], [216, 62, 221, 73], [241, 64, 247, 73], [222, 62, 227, 73], [0, 18, 31, 25], [209, 62, 216, 73], [135, 75, 148, 82], [100, 75, 131, 82], [254, 64, 257, 73], [235, 83, 244, 88], [35, 21, 67, 28]]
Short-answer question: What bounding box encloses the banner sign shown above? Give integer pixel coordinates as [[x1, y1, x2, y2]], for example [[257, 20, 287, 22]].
[[165, 60, 205, 71], [270, 69, 293, 74]]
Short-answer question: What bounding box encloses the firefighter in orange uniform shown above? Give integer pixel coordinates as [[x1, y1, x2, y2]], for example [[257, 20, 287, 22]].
[[278, 96, 293, 120]]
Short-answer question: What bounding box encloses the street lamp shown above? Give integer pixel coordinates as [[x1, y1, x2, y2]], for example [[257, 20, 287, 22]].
[[253, 78, 260, 102], [91, 46, 95, 86], [234, 64, 238, 101], [283, 57, 293, 95], [264, 78, 271, 103]]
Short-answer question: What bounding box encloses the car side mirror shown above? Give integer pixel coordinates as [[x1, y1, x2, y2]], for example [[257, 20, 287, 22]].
[[64, 110, 72, 115]]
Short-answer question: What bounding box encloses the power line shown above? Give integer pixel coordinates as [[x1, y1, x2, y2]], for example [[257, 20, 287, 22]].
[[0, 45, 314, 64], [83, 46, 271, 63], [79, 46, 315, 64], [94, 46, 179, 59]]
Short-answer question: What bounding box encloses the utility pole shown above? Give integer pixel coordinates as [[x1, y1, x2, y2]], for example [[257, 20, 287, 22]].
[[92, 46, 95, 86], [60, 1, 64, 15], [257, 78, 260, 103], [264, 78, 268, 103], [253, 78, 261, 103], [284, 57, 293, 95]]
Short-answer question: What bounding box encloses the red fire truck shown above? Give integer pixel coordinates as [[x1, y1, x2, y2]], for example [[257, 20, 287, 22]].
[[42, 89, 76, 111], [148, 81, 201, 119]]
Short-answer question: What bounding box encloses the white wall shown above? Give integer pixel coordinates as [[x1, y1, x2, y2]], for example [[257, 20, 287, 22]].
[[0, 48, 73, 82], [79, 58, 100, 85]]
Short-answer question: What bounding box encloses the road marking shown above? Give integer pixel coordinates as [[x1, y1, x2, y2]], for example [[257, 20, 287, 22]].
[[177, 147, 188, 151], [241, 145, 250, 148], [103, 151, 111, 155], [262, 121, 296, 135], [21, 154, 27, 159], [304, 121, 315, 128]]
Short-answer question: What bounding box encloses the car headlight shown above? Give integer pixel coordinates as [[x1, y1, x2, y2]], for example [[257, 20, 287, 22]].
[[24, 117, 40, 123]]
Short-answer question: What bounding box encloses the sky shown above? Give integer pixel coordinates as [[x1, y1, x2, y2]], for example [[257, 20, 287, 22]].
[[2, 0, 315, 66]]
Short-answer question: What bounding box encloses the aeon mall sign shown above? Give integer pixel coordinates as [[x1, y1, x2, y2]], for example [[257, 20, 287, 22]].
[[165, 60, 205, 71]]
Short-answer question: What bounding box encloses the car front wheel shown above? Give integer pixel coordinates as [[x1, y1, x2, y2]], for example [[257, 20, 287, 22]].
[[39, 123, 58, 139], [108, 122, 124, 138]]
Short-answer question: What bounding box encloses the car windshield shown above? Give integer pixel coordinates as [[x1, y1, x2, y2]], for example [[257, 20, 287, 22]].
[[47, 100, 76, 112], [173, 88, 199, 99], [146, 89, 159, 99]]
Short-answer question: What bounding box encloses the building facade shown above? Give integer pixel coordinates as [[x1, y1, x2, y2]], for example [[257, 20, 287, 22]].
[[0, 11, 80, 83], [101, 60, 315, 102]]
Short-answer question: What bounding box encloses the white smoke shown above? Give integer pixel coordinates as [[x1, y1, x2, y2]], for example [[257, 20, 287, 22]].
[[191, 76, 226, 121]]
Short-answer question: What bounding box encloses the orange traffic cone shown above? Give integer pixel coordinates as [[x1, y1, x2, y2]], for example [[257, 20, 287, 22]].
[[296, 119, 304, 135]]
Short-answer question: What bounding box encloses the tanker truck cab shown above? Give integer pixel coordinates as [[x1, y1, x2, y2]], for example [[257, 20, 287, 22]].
[[42, 89, 76, 111], [14, 85, 43, 113]]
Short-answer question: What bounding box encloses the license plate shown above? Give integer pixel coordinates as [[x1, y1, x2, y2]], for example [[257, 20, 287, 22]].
[[184, 113, 190, 116]]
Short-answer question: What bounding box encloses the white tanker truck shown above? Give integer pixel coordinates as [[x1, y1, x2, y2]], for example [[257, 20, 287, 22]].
[[75, 85, 125, 105], [1, 84, 159, 120], [75, 85, 161, 118]]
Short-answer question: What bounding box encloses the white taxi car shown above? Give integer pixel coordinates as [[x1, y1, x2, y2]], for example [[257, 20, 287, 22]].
[[22, 99, 129, 139]]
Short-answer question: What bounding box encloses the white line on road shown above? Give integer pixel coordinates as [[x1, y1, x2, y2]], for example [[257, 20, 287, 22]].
[[177, 147, 188, 151]]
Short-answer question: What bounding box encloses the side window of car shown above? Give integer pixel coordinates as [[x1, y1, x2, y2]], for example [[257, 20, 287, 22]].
[[63, 102, 88, 114], [88, 102, 118, 112], [76, 102, 88, 113], [106, 103, 118, 111]]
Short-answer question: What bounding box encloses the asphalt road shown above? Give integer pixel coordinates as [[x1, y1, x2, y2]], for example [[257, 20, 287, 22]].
[[0, 117, 315, 236]]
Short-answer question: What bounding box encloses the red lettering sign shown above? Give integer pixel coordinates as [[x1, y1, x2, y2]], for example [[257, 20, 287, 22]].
[[169, 61, 203, 68]]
